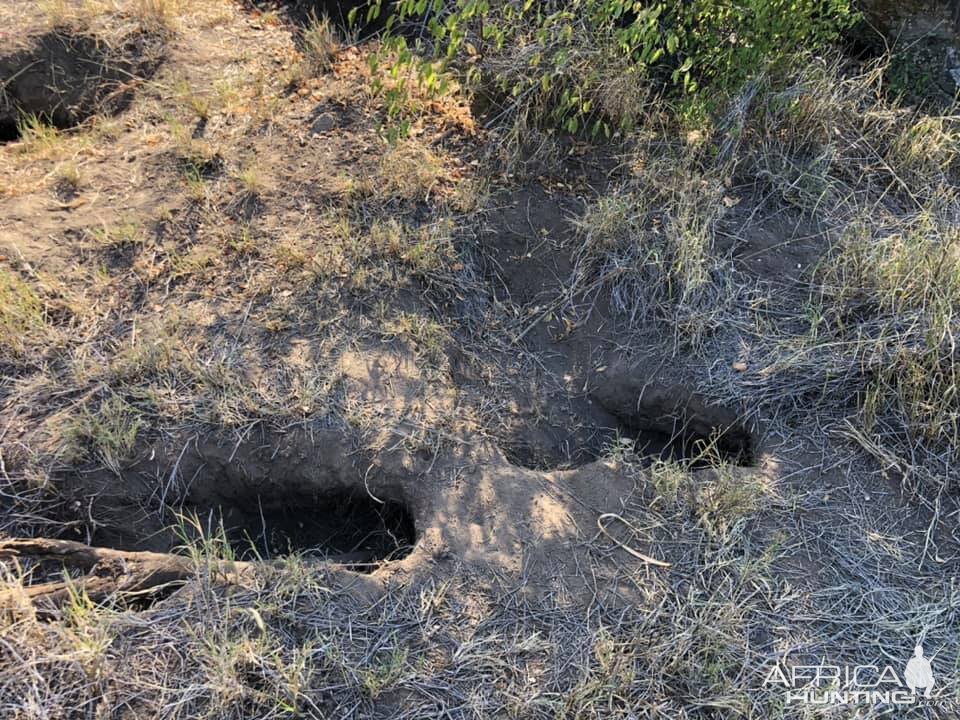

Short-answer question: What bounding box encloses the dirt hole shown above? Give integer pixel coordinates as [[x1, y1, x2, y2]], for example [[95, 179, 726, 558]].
[[194, 488, 417, 570], [504, 416, 753, 471], [605, 407, 754, 468], [0, 30, 164, 141], [594, 380, 755, 468], [89, 481, 418, 573], [503, 381, 755, 471], [0, 118, 21, 142]]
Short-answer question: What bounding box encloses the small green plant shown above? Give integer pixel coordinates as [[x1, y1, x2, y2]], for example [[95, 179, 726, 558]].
[[680, 464, 769, 541], [173, 77, 211, 120], [649, 459, 687, 505], [55, 161, 82, 191], [91, 219, 145, 248], [359, 642, 408, 698], [184, 164, 208, 202], [66, 395, 144, 474], [0, 269, 45, 357], [384, 312, 448, 363], [16, 113, 61, 153], [235, 164, 262, 194], [227, 225, 258, 255], [175, 512, 238, 564]]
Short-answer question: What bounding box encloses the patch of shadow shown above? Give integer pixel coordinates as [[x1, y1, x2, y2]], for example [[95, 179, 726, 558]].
[[280, 0, 389, 35], [501, 423, 612, 471], [191, 487, 417, 570], [179, 151, 226, 179], [225, 190, 265, 221], [591, 372, 755, 468]]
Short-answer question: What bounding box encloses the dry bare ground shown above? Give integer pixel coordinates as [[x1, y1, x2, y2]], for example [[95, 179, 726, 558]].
[[1, 0, 959, 718]]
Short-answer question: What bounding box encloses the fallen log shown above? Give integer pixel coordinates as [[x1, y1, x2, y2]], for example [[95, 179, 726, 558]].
[[0, 537, 250, 615]]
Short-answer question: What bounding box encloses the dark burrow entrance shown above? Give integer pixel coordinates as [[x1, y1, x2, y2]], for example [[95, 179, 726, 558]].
[[87, 483, 418, 573], [0, 30, 164, 143], [0, 118, 20, 143], [193, 488, 417, 570], [606, 407, 754, 468], [502, 381, 755, 471]]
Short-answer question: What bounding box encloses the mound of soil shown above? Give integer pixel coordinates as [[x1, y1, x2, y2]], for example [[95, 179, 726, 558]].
[[0, 27, 164, 140]]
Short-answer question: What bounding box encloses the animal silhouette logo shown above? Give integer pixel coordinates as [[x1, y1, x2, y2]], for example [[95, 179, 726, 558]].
[[904, 645, 935, 699]]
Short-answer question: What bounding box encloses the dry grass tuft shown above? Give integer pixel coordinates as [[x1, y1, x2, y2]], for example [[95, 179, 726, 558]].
[[301, 11, 339, 74], [370, 140, 447, 205], [64, 394, 144, 474], [131, 0, 180, 31], [725, 59, 960, 504], [566, 55, 960, 509], [567, 151, 740, 349]]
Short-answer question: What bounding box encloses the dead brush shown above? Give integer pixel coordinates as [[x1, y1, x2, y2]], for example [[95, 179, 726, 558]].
[[131, 0, 180, 31], [370, 140, 447, 206], [301, 11, 339, 74]]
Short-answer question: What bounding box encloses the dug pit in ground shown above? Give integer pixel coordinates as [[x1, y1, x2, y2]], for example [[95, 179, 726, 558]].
[[499, 363, 756, 471], [0, 27, 164, 140], [589, 364, 756, 467], [64, 430, 419, 573], [37, 414, 712, 601]]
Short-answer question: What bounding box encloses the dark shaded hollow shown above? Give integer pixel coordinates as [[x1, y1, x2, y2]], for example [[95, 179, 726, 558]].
[[610, 407, 754, 469], [88, 485, 418, 574], [284, 0, 389, 33], [195, 488, 417, 570], [0, 118, 20, 142], [503, 412, 754, 471], [502, 387, 755, 471], [0, 29, 164, 142]]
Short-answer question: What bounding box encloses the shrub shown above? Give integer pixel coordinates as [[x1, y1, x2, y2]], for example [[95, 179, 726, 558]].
[[365, 0, 856, 135]]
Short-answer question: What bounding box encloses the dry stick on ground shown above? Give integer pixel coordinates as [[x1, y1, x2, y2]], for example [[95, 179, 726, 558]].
[[596, 513, 672, 567], [0, 537, 251, 614]]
